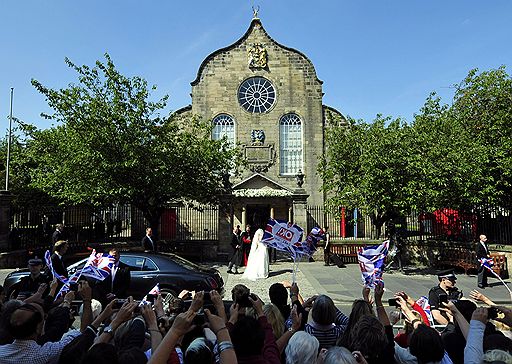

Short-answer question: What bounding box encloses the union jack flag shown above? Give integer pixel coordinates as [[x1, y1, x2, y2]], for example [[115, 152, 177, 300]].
[[291, 227, 324, 259], [55, 269, 82, 300], [141, 283, 161, 305], [415, 296, 434, 326], [80, 249, 115, 281], [357, 240, 389, 288], [479, 257, 500, 279], [261, 218, 304, 258]]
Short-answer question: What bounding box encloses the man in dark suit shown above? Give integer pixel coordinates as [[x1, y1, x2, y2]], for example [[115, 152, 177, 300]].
[[142, 227, 157, 252], [50, 240, 69, 278], [476, 234, 491, 288], [94, 247, 131, 306], [51, 224, 65, 244]]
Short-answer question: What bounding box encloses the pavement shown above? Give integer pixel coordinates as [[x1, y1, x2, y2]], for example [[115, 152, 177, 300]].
[[2, 260, 509, 311], [215, 260, 511, 310]]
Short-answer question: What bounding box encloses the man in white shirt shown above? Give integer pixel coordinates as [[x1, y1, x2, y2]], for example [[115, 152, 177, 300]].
[[0, 302, 80, 364]]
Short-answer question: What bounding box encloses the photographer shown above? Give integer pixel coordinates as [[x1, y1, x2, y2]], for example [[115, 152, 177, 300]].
[[148, 291, 237, 364]]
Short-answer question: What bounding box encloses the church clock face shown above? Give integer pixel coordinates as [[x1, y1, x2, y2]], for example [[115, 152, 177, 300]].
[[238, 76, 276, 113]]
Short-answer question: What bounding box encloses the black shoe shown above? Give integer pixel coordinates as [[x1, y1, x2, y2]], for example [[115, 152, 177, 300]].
[[478, 284, 486, 289]]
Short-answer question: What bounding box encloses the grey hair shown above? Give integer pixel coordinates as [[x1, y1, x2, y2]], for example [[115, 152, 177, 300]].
[[482, 349, 512, 364], [285, 331, 319, 364], [324, 346, 358, 364]]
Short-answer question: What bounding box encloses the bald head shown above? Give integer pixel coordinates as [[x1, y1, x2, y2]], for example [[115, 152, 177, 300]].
[[9, 304, 43, 340], [480, 235, 487, 243]]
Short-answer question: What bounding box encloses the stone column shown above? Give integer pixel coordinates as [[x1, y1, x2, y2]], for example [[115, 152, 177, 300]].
[[292, 190, 309, 232], [0, 191, 12, 251], [242, 205, 247, 227], [288, 205, 293, 222], [270, 206, 274, 219]]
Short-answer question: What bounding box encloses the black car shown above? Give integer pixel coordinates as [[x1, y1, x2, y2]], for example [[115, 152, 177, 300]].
[[3, 251, 224, 301]]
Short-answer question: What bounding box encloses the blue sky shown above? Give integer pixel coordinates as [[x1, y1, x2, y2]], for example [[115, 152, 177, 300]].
[[1, 1, 511, 130]]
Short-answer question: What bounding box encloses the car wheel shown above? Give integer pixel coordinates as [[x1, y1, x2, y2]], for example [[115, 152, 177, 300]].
[[160, 288, 178, 308]]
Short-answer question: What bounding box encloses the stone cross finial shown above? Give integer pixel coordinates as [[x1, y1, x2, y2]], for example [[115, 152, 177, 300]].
[[252, 6, 260, 19]]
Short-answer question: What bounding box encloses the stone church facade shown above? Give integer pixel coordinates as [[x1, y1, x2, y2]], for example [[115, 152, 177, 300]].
[[175, 15, 344, 252]]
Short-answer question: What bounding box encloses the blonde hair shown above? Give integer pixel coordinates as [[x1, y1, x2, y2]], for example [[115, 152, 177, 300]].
[[404, 310, 423, 334], [263, 303, 285, 338], [483, 349, 512, 364]]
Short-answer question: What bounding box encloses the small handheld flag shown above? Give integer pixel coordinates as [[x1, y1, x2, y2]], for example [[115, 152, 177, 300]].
[[357, 240, 389, 288]]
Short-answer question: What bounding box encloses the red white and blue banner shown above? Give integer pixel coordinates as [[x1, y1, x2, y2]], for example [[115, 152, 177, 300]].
[[261, 218, 304, 258], [45, 249, 114, 300], [81, 250, 115, 281], [141, 283, 161, 305], [415, 296, 434, 326], [357, 240, 389, 288]]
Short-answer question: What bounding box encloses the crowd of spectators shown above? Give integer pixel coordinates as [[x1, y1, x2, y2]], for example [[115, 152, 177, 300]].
[[0, 268, 511, 364]]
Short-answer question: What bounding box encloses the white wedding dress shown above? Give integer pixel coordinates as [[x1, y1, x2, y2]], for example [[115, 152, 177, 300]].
[[242, 228, 269, 280]]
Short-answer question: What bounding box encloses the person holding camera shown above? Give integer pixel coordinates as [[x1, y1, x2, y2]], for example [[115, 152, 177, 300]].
[[428, 270, 463, 325]]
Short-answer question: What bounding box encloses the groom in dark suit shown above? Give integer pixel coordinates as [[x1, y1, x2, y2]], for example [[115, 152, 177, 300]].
[[476, 234, 491, 288], [94, 247, 131, 306]]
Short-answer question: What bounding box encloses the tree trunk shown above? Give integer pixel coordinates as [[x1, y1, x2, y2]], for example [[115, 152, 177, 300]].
[[141, 207, 163, 241]]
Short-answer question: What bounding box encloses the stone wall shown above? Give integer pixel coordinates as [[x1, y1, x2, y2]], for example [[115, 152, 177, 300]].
[[191, 19, 325, 207]]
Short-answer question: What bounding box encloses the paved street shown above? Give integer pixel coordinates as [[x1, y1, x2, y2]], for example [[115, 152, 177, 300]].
[[2, 260, 509, 312], [217, 260, 511, 310]]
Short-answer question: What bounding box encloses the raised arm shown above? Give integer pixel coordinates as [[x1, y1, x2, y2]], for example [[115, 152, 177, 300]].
[[374, 283, 390, 326]]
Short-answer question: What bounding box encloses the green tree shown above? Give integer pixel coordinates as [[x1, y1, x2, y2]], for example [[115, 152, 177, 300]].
[[29, 54, 238, 234], [449, 67, 512, 208], [320, 114, 416, 238], [411, 67, 512, 211]]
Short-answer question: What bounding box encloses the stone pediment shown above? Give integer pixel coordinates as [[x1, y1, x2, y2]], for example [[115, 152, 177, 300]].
[[232, 173, 293, 197]]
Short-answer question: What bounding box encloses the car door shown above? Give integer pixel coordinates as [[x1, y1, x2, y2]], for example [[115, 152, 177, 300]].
[[120, 255, 159, 299]]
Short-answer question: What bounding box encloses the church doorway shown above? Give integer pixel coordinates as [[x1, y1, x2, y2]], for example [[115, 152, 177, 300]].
[[246, 204, 270, 231]]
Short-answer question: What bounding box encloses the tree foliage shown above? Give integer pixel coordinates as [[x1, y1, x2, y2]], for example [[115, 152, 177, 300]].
[[28, 54, 238, 231], [321, 67, 512, 236]]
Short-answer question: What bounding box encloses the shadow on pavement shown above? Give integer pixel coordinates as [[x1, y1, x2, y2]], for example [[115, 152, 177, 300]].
[[268, 269, 293, 278]]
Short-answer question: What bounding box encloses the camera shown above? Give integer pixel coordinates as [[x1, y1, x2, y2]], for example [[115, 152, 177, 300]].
[[438, 294, 448, 305], [146, 294, 156, 304], [388, 298, 399, 307], [488, 306, 498, 320]]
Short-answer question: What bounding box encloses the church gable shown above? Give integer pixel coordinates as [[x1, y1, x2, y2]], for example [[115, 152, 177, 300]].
[[232, 173, 293, 197], [191, 18, 322, 88]]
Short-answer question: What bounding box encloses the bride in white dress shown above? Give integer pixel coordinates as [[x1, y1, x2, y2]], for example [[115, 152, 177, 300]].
[[242, 227, 269, 280]]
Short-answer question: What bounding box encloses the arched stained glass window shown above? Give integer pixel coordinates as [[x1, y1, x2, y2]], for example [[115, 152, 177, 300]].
[[279, 113, 303, 175], [212, 114, 235, 147]]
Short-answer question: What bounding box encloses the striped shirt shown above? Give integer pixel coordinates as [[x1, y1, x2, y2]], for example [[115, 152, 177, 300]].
[[304, 309, 349, 349]]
